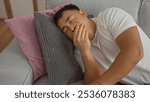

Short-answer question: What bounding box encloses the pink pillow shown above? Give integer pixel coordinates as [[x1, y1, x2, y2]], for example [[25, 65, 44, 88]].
[[5, 9, 55, 81], [5, 2, 70, 81], [52, 2, 71, 13]]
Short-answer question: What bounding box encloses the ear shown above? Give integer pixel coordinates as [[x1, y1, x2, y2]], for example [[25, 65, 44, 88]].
[[79, 9, 87, 16]]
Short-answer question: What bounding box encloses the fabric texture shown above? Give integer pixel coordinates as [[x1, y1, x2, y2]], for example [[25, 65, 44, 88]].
[[74, 7, 150, 84], [139, 0, 150, 38], [46, 0, 140, 22], [51, 2, 71, 13], [0, 39, 33, 84], [34, 12, 83, 85], [75, 7, 136, 73], [5, 9, 54, 81]]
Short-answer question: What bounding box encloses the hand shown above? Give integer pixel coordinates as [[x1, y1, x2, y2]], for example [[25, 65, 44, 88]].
[[73, 24, 91, 53]]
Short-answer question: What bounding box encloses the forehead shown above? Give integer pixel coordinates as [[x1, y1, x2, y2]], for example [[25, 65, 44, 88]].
[[57, 10, 79, 27], [62, 10, 78, 19]]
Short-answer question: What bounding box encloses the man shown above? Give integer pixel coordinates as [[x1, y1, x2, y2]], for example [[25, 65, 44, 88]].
[[53, 4, 150, 85]]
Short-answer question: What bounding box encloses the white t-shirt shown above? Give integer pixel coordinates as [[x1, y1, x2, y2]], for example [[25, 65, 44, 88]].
[[74, 7, 150, 84]]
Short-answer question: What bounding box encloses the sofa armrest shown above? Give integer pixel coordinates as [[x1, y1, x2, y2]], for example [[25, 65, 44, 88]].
[[0, 38, 33, 85]]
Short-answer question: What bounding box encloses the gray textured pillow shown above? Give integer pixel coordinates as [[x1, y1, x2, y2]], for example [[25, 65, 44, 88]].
[[34, 12, 83, 85]]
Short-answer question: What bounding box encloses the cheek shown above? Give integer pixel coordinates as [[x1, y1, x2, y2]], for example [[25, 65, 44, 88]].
[[72, 17, 81, 25], [76, 18, 87, 26], [66, 31, 73, 40], [74, 19, 80, 24]]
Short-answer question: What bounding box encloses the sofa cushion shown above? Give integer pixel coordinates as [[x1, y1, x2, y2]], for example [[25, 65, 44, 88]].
[[34, 13, 83, 85], [0, 39, 33, 85], [33, 74, 49, 85], [46, 0, 141, 22], [5, 10, 55, 81], [139, 0, 150, 38], [33, 74, 84, 85]]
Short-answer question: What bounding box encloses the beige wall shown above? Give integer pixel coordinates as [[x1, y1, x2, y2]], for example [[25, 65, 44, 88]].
[[37, 0, 46, 11], [0, 0, 7, 19], [10, 0, 33, 17], [0, 0, 46, 18]]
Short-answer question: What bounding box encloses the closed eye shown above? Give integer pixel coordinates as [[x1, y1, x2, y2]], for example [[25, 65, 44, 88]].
[[66, 16, 74, 24]]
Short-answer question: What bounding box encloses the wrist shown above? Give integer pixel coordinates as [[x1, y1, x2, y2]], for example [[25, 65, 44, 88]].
[[80, 50, 92, 56]]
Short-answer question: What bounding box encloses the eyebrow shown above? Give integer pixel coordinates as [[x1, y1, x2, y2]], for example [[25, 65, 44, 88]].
[[65, 16, 71, 23]]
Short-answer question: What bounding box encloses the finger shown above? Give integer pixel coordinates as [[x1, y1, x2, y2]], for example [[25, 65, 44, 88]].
[[85, 29, 89, 40], [81, 25, 86, 39], [73, 24, 80, 41], [75, 24, 84, 42], [77, 24, 84, 37], [74, 25, 79, 36], [73, 25, 79, 42]]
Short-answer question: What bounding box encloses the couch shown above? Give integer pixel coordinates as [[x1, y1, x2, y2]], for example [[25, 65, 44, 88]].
[[0, 0, 149, 85]]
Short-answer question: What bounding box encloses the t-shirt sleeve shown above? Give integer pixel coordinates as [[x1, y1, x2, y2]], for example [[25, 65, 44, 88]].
[[104, 7, 137, 39]]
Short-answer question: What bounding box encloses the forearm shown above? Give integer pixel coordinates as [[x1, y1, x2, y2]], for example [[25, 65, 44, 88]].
[[95, 48, 143, 85], [80, 50, 103, 84]]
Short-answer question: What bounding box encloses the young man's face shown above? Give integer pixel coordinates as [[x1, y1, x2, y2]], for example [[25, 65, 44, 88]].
[[57, 9, 89, 40]]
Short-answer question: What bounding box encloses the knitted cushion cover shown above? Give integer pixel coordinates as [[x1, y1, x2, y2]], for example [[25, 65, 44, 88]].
[[34, 12, 83, 84]]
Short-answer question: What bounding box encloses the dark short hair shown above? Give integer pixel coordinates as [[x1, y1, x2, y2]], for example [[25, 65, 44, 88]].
[[53, 4, 80, 26]]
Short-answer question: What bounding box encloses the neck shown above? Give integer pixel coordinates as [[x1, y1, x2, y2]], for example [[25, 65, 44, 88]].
[[88, 19, 96, 40]]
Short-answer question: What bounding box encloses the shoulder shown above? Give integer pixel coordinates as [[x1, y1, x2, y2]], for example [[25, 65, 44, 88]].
[[96, 7, 134, 27], [94, 7, 126, 30], [95, 7, 126, 25], [97, 7, 129, 19], [104, 7, 126, 13]]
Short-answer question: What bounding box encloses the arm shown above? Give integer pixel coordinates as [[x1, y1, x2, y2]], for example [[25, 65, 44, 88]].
[[93, 26, 144, 84], [80, 50, 103, 84], [73, 24, 103, 84]]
